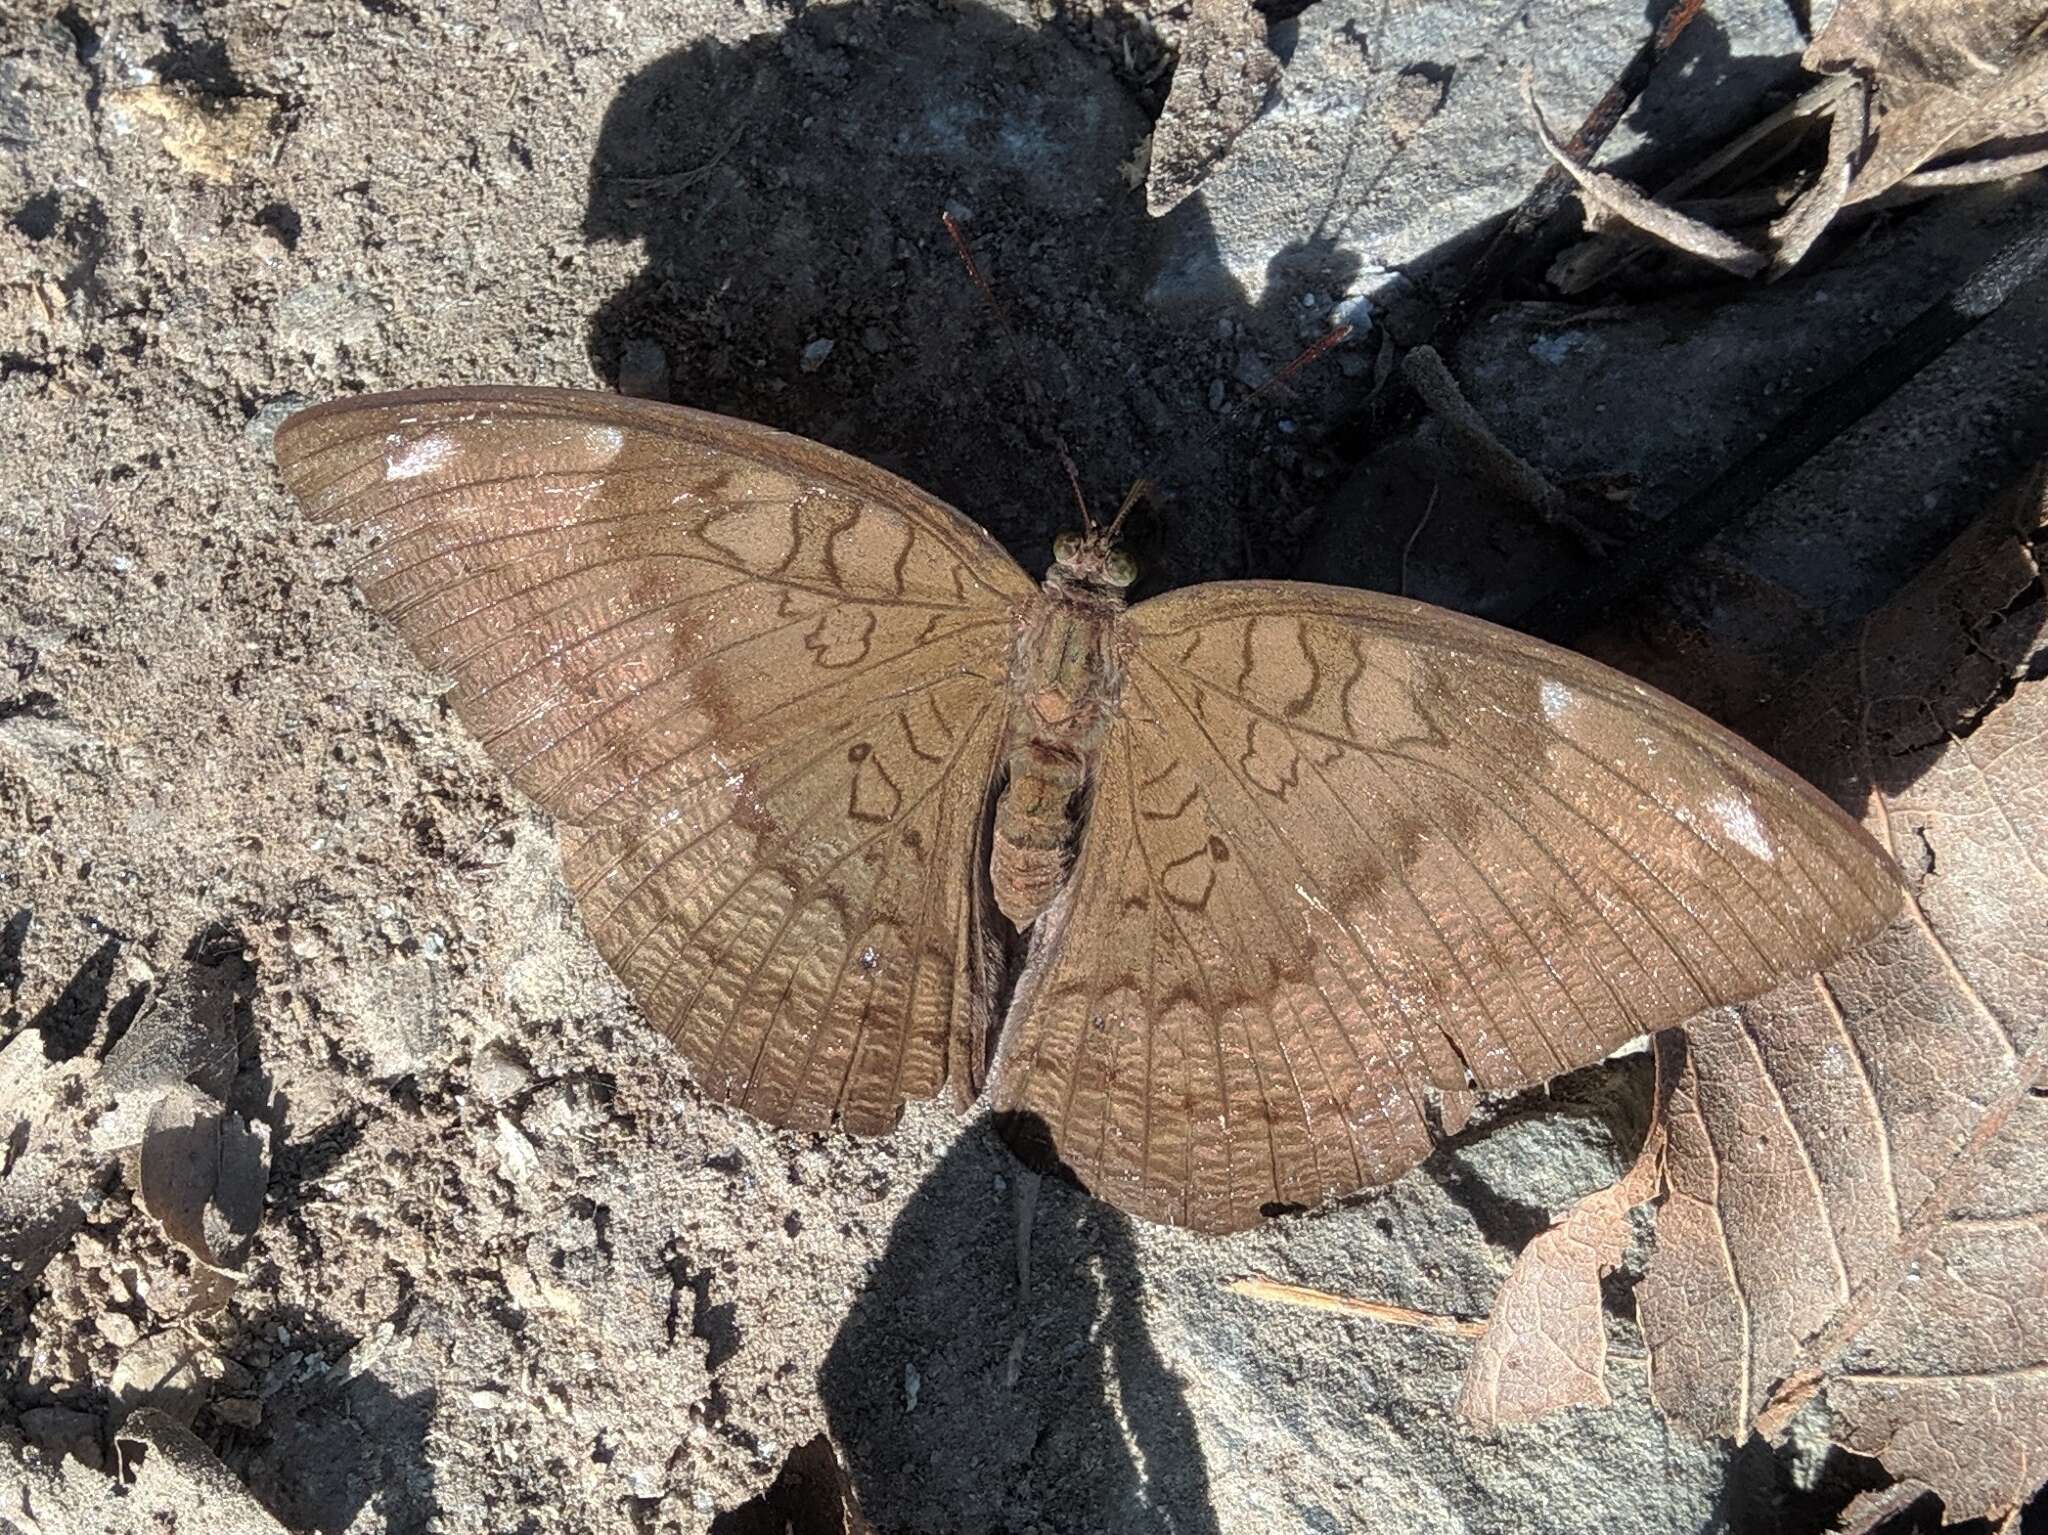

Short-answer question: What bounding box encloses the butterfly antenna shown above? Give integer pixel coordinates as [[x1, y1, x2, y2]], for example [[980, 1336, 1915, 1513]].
[[1222, 323, 1355, 425], [1106, 477, 1150, 539], [1117, 323, 1357, 537], [941, 211, 1097, 532]]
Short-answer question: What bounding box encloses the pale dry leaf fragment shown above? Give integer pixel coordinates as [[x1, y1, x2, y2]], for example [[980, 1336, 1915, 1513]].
[[1766, 75, 1870, 276], [1525, 79, 1767, 279], [1807, 0, 2048, 206], [503, 1256, 583, 1317], [1456, 1039, 1678, 1428], [493, 1111, 541, 1183], [138, 1082, 269, 1277], [1146, 0, 1279, 215], [106, 84, 281, 183], [1227, 1274, 1486, 1337], [109, 1331, 228, 1427], [1637, 465, 2048, 1525]]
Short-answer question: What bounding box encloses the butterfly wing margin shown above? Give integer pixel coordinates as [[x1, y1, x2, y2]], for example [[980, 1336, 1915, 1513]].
[[277, 387, 1031, 1131], [990, 581, 1902, 1231]]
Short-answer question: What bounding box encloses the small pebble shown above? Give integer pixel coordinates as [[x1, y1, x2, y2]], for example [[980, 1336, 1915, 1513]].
[[213, 1397, 263, 1429], [471, 1041, 533, 1105]]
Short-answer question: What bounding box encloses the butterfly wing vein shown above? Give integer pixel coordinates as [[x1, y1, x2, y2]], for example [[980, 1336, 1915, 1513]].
[[991, 586, 1900, 1231], [276, 387, 1030, 1133]]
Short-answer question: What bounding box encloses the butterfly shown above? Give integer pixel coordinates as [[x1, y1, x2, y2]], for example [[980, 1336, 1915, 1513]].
[[276, 386, 1902, 1232]]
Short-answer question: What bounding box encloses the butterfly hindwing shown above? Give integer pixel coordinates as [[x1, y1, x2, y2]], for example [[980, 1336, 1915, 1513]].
[[277, 387, 1032, 1131], [991, 582, 1902, 1231]]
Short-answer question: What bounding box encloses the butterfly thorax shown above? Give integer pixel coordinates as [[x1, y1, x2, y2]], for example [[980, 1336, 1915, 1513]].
[[990, 560, 1130, 929]]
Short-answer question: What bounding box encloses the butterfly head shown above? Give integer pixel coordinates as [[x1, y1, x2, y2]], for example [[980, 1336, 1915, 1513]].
[[1051, 529, 1137, 590]]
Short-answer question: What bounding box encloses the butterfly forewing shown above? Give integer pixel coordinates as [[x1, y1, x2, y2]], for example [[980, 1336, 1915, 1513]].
[[991, 582, 1902, 1232], [277, 387, 1032, 1131]]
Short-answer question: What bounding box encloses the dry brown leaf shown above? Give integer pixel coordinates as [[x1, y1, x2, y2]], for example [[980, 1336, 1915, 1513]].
[[1808, 0, 2048, 206], [1637, 465, 2048, 1525], [1145, 0, 1278, 215], [137, 1082, 269, 1281], [1525, 81, 1770, 278], [1456, 1040, 1678, 1428]]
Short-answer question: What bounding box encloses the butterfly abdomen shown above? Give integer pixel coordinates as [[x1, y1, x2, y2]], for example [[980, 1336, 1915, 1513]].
[[992, 743, 1085, 925]]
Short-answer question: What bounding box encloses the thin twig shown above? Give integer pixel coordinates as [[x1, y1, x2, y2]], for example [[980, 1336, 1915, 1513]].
[[612, 120, 746, 194], [1403, 345, 1613, 556], [1226, 1274, 1488, 1337], [1400, 483, 1438, 596], [1442, 0, 1707, 332]]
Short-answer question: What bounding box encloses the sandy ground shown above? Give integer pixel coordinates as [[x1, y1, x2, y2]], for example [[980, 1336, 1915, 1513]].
[[5, 0, 2047, 1531]]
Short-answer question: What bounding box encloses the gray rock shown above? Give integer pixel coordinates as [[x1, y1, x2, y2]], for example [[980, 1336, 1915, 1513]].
[[1150, 0, 1807, 339], [20, 1406, 104, 1470]]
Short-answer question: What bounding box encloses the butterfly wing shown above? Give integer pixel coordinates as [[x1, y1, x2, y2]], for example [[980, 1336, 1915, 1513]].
[[990, 581, 1902, 1232], [277, 387, 1033, 1132]]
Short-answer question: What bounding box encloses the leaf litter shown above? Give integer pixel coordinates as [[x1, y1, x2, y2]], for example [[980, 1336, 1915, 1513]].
[[1542, 0, 2048, 283], [1453, 464, 2048, 1527]]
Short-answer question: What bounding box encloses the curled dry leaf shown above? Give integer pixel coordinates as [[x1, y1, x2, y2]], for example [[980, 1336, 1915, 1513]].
[[137, 1081, 269, 1276], [1807, 0, 2048, 206], [1455, 1040, 1678, 1428], [1547, 1, 2048, 285], [1636, 466, 2048, 1524], [1525, 80, 1769, 278]]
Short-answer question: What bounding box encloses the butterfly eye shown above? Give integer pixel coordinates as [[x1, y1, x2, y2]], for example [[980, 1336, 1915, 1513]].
[[1053, 532, 1082, 564], [1103, 549, 1137, 587]]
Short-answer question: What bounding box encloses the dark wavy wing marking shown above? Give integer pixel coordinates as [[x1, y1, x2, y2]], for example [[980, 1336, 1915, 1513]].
[[993, 581, 1902, 1232], [277, 386, 1030, 1130]]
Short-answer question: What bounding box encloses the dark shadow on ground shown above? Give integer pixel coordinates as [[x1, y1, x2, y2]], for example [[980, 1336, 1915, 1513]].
[[217, 1304, 439, 1535], [582, 0, 1366, 597], [819, 1114, 1218, 1535]]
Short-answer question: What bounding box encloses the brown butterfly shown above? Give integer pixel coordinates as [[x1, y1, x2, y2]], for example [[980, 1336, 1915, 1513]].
[[276, 386, 1901, 1232]]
